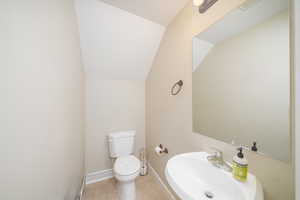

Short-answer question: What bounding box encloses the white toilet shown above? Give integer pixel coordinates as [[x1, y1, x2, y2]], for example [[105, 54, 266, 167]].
[[108, 131, 141, 200]]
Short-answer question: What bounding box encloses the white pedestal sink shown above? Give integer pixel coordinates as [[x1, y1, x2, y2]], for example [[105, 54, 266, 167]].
[[165, 152, 263, 200]]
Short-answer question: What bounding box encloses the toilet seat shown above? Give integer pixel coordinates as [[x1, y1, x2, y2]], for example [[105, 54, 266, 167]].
[[114, 155, 140, 176]]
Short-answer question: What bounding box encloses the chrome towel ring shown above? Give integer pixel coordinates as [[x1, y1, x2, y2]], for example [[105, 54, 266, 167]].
[[171, 80, 183, 95]]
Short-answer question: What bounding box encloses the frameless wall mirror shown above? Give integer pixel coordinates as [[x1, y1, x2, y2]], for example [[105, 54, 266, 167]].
[[192, 0, 290, 162]]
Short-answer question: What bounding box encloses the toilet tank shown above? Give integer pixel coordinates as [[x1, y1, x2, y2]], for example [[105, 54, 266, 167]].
[[108, 130, 136, 158]]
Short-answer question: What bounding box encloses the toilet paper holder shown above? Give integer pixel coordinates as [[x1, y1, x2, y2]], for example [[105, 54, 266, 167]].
[[159, 144, 168, 154]]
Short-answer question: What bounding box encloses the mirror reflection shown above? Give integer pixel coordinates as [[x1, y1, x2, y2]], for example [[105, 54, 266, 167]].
[[192, 0, 290, 162]]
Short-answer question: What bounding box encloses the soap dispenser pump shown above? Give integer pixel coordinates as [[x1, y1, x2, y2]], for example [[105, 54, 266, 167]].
[[232, 147, 248, 182]]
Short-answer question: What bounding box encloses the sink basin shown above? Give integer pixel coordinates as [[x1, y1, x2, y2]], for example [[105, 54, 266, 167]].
[[165, 152, 263, 200]]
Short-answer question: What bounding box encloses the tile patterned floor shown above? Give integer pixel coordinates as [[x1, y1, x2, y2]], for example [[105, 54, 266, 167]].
[[84, 173, 171, 200]]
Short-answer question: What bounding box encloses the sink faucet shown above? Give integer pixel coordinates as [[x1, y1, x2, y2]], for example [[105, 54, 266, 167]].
[[207, 148, 232, 172]]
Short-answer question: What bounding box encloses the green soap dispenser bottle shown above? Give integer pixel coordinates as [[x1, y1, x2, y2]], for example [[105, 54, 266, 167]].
[[232, 147, 248, 182]]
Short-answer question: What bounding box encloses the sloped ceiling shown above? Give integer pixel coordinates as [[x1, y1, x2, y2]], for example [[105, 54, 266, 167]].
[[75, 0, 165, 80], [98, 0, 190, 26]]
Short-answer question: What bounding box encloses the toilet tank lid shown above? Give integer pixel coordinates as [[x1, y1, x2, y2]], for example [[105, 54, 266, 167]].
[[108, 130, 136, 139]]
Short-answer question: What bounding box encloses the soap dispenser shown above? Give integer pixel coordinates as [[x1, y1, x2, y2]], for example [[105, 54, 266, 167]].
[[232, 147, 248, 182]]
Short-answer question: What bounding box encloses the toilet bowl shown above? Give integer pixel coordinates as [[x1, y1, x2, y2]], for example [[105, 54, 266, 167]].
[[108, 131, 140, 200], [113, 155, 140, 200]]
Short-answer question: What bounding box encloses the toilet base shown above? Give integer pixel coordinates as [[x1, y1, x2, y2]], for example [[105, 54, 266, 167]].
[[118, 180, 136, 200]]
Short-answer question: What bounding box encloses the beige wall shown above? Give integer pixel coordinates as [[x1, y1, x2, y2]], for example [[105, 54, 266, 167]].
[[146, 1, 294, 200], [0, 0, 85, 200], [85, 77, 145, 173], [193, 11, 290, 162]]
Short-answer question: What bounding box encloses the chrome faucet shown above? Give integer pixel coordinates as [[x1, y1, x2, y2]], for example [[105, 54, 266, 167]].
[[207, 148, 232, 172]]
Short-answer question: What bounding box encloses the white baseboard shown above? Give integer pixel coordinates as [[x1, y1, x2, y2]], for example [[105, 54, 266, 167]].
[[86, 169, 114, 185], [148, 164, 177, 200]]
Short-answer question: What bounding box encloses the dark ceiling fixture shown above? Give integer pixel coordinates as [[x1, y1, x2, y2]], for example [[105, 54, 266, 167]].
[[193, 0, 219, 13]]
